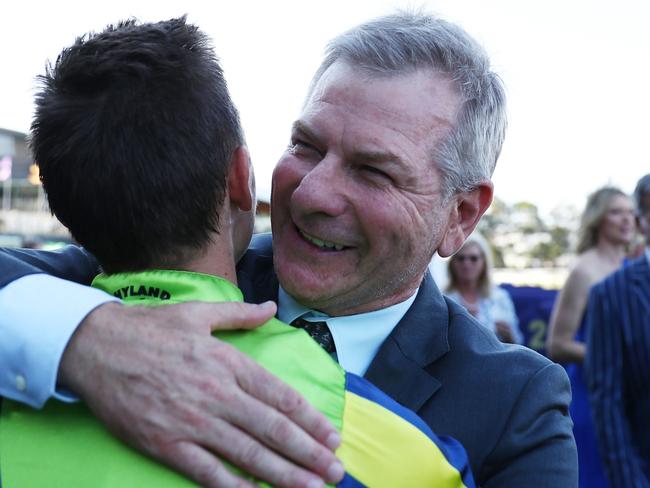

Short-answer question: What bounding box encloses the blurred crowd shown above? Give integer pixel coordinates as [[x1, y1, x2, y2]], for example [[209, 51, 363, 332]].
[[449, 176, 650, 488]]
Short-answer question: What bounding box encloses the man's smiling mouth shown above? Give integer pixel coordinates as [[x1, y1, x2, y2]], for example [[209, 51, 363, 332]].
[[298, 228, 346, 251]]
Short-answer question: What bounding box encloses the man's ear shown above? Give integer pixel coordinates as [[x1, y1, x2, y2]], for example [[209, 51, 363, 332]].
[[438, 182, 493, 258], [227, 146, 254, 212]]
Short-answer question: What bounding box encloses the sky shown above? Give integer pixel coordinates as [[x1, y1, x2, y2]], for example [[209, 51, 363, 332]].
[[1, 0, 648, 217]]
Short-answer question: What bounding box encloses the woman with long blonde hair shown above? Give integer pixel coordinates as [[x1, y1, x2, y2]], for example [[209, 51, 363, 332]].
[[547, 186, 635, 488]]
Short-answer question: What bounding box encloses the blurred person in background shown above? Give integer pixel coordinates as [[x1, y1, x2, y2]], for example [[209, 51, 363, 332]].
[[586, 173, 650, 488], [445, 232, 521, 344], [547, 186, 635, 488]]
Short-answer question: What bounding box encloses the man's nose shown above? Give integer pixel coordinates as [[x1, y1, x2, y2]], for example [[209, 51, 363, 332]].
[[291, 154, 347, 217]]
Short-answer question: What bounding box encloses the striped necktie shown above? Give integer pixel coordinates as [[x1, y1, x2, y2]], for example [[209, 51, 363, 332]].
[[291, 317, 336, 354]]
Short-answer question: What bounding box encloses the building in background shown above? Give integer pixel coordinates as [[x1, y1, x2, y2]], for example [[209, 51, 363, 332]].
[[0, 127, 69, 247], [0, 127, 32, 181]]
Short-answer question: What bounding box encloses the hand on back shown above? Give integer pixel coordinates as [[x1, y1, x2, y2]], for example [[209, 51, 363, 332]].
[[59, 301, 344, 488]]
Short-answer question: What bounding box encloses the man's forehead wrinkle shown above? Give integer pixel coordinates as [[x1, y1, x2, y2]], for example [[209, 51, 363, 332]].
[[309, 98, 442, 155], [301, 74, 459, 172], [340, 123, 413, 168], [348, 149, 400, 164], [367, 96, 455, 133], [318, 84, 456, 150], [301, 105, 442, 173]]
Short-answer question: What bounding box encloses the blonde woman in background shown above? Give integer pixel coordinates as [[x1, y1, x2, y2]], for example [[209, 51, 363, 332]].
[[445, 232, 522, 344], [547, 186, 635, 488]]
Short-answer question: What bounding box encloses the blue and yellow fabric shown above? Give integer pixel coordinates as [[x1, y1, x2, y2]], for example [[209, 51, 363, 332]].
[[0, 270, 474, 487]]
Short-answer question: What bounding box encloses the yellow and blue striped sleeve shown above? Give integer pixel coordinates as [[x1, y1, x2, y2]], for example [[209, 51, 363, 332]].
[[337, 373, 475, 488]]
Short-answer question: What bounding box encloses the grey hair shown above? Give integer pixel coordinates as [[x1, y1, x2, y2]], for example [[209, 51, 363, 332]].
[[307, 10, 507, 198], [634, 173, 650, 216]]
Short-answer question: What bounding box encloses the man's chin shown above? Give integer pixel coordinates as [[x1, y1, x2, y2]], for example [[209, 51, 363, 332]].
[[277, 268, 331, 306], [281, 278, 328, 304]]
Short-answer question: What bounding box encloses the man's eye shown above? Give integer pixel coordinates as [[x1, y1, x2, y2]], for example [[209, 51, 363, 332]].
[[360, 165, 389, 179]]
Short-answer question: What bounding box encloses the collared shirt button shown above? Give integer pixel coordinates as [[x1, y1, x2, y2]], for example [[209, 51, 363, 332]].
[[16, 374, 27, 392]]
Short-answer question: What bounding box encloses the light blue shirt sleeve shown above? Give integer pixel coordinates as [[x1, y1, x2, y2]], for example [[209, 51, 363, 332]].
[[0, 274, 117, 408]]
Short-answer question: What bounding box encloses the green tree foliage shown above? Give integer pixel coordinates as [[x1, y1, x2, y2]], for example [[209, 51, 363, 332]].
[[478, 198, 578, 268]]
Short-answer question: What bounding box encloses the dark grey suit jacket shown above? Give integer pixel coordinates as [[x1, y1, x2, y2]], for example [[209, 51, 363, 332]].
[[238, 234, 577, 487], [1, 237, 578, 486]]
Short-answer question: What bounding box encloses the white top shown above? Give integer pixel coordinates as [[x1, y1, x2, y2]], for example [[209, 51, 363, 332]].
[[278, 286, 418, 376], [445, 286, 523, 344]]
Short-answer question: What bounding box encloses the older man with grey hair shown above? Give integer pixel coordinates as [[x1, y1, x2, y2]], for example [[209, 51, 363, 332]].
[[0, 11, 577, 487]]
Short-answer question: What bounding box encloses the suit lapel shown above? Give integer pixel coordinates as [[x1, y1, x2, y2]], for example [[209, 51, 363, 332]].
[[364, 272, 449, 412]]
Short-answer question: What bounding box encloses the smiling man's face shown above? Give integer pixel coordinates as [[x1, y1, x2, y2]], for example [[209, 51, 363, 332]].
[[270, 62, 462, 316]]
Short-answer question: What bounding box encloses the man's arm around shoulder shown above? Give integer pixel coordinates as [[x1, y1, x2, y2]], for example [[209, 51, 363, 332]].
[[0, 245, 345, 487], [0, 244, 99, 287], [0, 245, 111, 406]]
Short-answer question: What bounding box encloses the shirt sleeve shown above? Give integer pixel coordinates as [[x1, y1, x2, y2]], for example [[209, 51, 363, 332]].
[[0, 274, 117, 408]]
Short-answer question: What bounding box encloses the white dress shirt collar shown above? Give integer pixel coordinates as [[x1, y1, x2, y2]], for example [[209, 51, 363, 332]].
[[278, 286, 418, 376]]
